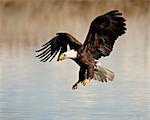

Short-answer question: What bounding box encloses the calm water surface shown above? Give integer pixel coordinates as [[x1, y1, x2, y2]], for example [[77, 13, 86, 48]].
[[0, 7, 150, 120], [0, 40, 150, 120]]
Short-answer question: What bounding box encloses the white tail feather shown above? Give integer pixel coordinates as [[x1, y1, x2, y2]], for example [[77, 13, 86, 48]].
[[94, 66, 115, 82], [85, 65, 115, 82]]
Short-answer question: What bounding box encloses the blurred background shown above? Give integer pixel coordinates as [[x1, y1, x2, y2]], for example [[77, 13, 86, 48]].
[[0, 0, 150, 120]]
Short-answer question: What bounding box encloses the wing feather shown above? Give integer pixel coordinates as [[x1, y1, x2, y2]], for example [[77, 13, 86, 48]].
[[36, 33, 82, 62], [83, 10, 126, 59]]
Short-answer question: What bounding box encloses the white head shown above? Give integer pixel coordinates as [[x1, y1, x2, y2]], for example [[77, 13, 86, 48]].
[[58, 50, 77, 61]]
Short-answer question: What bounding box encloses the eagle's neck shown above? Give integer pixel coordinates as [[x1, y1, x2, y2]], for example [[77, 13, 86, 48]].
[[64, 50, 77, 59]]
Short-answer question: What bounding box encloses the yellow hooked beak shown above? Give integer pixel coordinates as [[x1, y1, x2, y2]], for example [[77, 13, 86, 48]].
[[58, 54, 65, 61]]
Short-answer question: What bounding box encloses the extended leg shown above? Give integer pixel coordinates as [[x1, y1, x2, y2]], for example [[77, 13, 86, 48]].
[[87, 64, 94, 79], [81, 64, 94, 86], [72, 67, 86, 90]]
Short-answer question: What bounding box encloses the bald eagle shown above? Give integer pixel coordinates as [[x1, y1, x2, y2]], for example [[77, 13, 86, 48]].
[[36, 10, 126, 89]]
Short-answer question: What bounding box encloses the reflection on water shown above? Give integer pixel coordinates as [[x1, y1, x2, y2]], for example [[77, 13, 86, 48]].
[[0, 1, 150, 120]]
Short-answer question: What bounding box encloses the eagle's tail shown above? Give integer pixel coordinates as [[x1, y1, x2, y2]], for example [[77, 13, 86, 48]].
[[93, 66, 115, 82]]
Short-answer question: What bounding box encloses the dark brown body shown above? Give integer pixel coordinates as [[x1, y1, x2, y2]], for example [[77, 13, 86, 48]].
[[72, 45, 97, 87]]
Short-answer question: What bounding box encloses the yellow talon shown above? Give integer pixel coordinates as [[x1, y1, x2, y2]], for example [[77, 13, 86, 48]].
[[82, 79, 89, 86]]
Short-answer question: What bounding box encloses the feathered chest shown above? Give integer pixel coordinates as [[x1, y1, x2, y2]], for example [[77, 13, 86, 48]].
[[77, 46, 95, 66]]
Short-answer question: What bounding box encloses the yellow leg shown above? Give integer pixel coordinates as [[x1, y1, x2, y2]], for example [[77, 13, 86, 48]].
[[82, 79, 89, 86]]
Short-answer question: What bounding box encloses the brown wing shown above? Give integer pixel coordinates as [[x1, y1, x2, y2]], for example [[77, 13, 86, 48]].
[[36, 33, 82, 62], [83, 10, 126, 59]]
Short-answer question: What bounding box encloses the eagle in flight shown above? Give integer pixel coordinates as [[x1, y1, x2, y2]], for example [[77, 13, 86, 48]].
[[36, 10, 126, 89]]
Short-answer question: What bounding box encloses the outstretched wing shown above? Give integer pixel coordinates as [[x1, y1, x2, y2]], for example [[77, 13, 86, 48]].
[[83, 10, 126, 59], [36, 33, 82, 62]]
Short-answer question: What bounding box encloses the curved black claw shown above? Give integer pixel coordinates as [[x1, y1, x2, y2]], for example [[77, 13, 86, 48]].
[[72, 83, 78, 90]]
